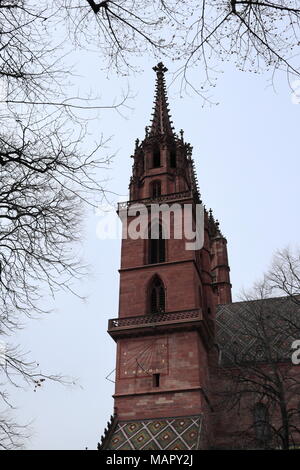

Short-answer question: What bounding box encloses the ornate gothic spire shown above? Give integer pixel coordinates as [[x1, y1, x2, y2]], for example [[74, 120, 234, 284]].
[[149, 62, 174, 138]]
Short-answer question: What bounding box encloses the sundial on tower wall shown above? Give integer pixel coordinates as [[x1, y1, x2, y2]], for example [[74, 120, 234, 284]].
[[119, 337, 169, 379]]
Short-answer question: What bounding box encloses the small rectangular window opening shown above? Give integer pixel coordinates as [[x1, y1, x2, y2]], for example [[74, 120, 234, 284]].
[[153, 373, 160, 388]]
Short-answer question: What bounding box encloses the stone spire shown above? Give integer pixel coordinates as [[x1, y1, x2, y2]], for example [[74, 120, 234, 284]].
[[149, 62, 174, 138]]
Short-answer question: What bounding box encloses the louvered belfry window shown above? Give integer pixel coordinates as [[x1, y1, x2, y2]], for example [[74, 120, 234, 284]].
[[151, 180, 161, 198], [170, 148, 176, 168], [153, 146, 161, 168], [150, 276, 165, 314], [149, 223, 165, 264]]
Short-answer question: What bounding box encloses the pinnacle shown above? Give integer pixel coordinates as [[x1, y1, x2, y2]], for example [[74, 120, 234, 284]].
[[149, 62, 175, 138]]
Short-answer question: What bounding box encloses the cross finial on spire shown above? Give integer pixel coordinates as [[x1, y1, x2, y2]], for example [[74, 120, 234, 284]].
[[153, 62, 168, 74], [149, 62, 174, 138]]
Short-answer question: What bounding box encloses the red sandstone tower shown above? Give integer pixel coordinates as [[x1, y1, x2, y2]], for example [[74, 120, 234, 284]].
[[100, 63, 232, 450]]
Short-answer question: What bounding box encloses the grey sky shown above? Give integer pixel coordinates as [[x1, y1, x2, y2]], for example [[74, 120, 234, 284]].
[[9, 52, 300, 449]]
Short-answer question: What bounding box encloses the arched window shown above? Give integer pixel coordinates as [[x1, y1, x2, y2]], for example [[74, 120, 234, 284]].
[[153, 146, 161, 168], [253, 403, 271, 447], [170, 148, 176, 168], [149, 276, 165, 314], [151, 180, 161, 198], [148, 223, 165, 264]]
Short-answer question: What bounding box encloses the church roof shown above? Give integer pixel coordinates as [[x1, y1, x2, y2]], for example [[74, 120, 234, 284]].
[[149, 62, 175, 138], [98, 414, 203, 450], [216, 296, 300, 366]]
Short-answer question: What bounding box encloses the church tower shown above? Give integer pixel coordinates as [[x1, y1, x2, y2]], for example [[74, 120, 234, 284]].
[[99, 63, 232, 450]]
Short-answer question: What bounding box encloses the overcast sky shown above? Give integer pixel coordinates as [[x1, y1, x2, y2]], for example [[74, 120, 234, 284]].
[[9, 49, 300, 449]]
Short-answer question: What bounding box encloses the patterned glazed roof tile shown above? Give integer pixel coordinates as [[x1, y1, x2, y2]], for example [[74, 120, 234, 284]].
[[99, 415, 203, 450], [216, 296, 300, 365]]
